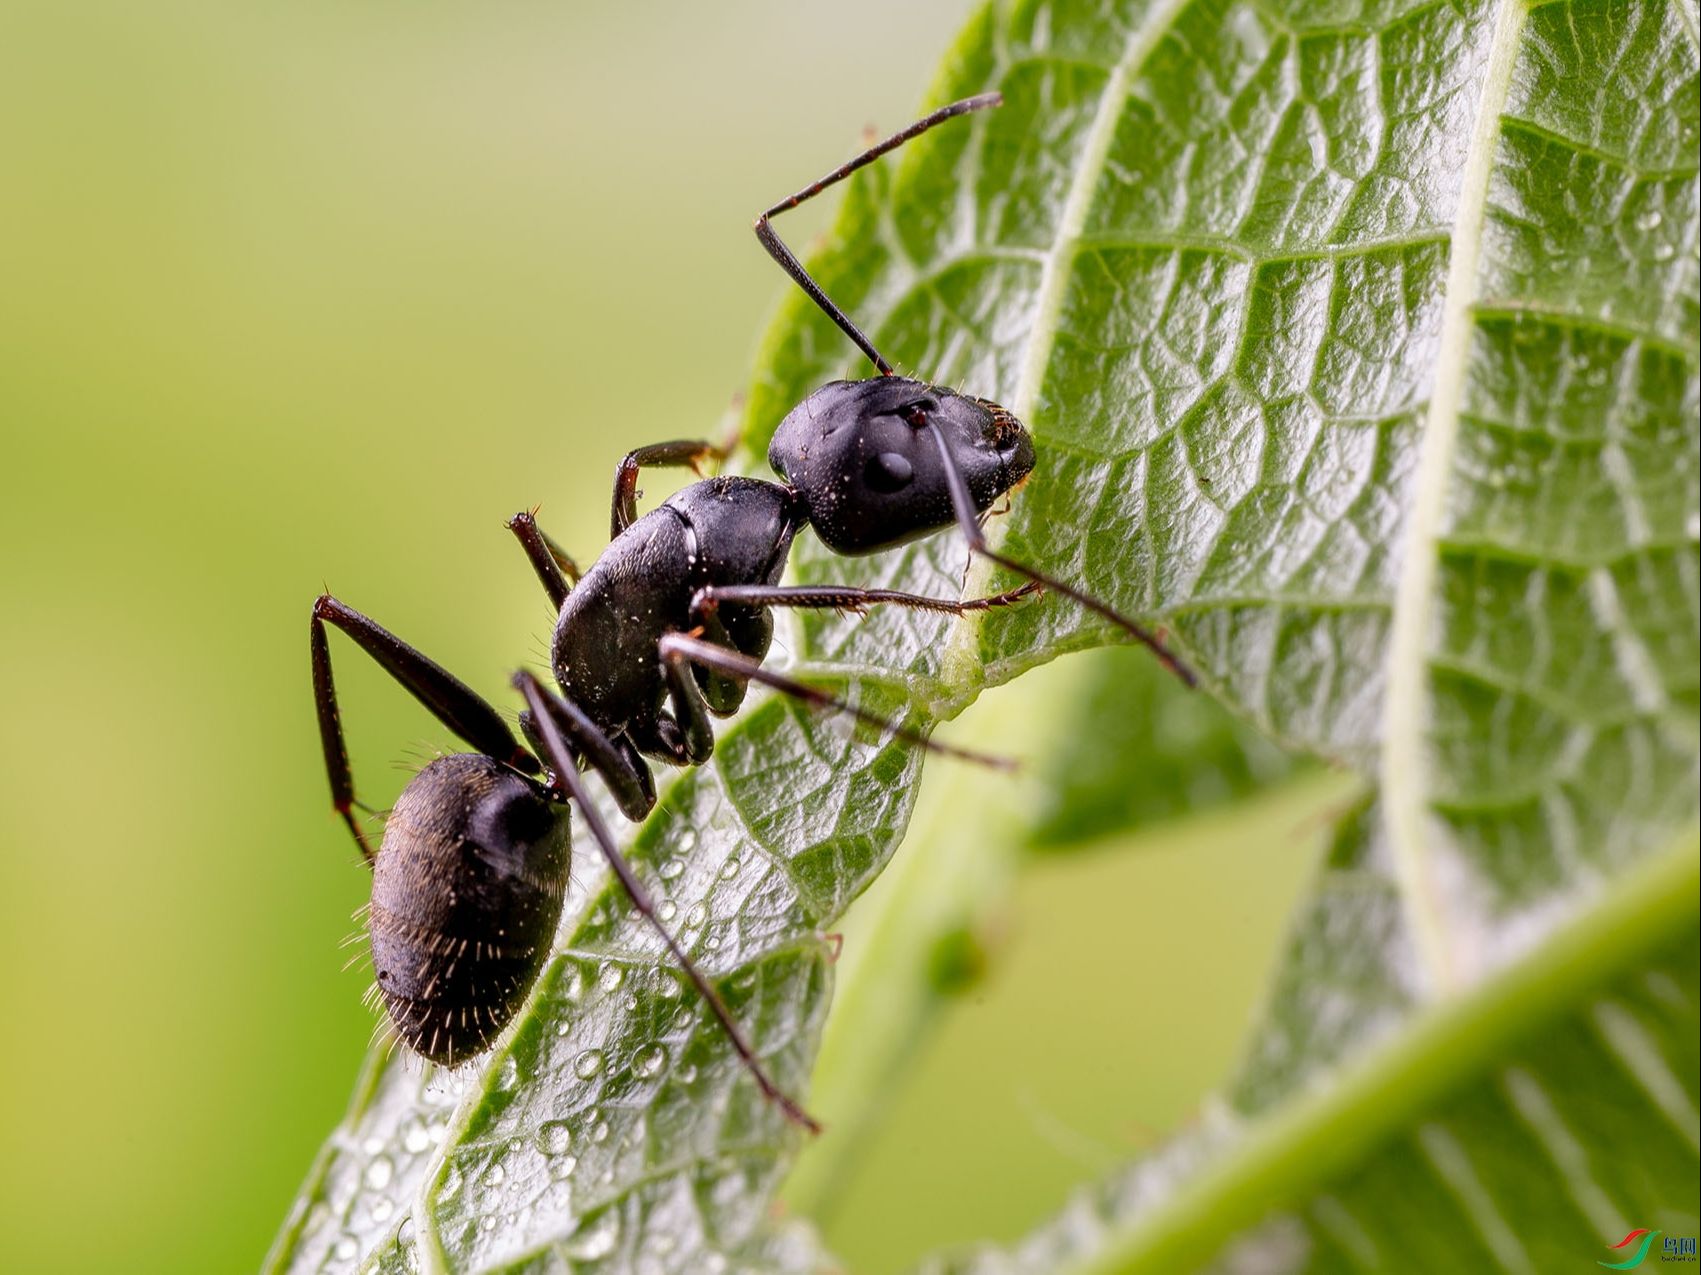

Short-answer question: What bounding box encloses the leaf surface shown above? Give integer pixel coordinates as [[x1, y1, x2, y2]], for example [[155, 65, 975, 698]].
[[270, 0, 1700, 1269]]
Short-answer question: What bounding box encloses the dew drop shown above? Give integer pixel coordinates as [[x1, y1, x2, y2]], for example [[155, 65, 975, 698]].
[[598, 963, 624, 993], [364, 1156, 394, 1191], [361, 1134, 385, 1156], [495, 1056, 520, 1090], [1635, 208, 1663, 231], [535, 1120, 573, 1156], [561, 964, 587, 1001], [333, 1236, 358, 1262], [480, 1215, 497, 1233], [685, 903, 708, 928], [564, 1210, 620, 1260], [1653, 242, 1675, 261], [371, 1197, 395, 1223], [624, 993, 639, 1012], [677, 829, 698, 854], [402, 1121, 431, 1155], [439, 1164, 463, 1200], [657, 899, 677, 922], [591, 1119, 611, 1144], [677, 1061, 698, 1084], [575, 1049, 606, 1079], [719, 856, 740, 880], [482, 1161, 506, 1188], [658, 857, 685, 881], [633, 1043, 667, 1078], [550, 1153, 579, 1181]]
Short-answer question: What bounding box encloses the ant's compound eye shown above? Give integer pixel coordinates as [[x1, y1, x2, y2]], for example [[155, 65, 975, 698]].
[[864, 451, 915, 493]]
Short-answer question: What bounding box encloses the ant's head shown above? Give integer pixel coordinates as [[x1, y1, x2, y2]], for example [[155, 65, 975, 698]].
[[769, 377, 1035, 555]]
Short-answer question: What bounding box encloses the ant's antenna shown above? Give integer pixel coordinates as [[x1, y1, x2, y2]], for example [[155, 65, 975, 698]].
[[754, 92, 1002, 376]]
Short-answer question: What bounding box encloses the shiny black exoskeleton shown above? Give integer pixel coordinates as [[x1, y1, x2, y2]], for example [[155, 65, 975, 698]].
[[306, 92, 1189, 1133], [536, 379, 1041, 824], [367, 754, 569, 1064]]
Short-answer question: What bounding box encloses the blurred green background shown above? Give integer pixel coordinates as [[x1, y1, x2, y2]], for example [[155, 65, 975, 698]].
[[0, 4, 1326, 1271]]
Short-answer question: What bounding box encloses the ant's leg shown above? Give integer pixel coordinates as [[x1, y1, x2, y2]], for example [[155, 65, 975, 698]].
[[514, 671, 823, 1135], [657, 632, 1013, 770], [507, 511, 579, 610], [660, 647, 717, 767], [755, 93, 1001, 376], [311, 595, 540, 862], [519, 693, 656, 823], [919, 427, 1198, 687], [612, 440, 726, 539], [690, 581, 1040, 623]]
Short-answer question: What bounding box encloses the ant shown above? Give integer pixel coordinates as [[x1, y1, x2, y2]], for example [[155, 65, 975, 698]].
[[309, 92, 1192, 1136]]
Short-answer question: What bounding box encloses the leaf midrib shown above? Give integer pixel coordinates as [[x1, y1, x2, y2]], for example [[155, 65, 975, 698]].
[[1378, 0, 1529, 995], [1061, 832, 1700, 1275]]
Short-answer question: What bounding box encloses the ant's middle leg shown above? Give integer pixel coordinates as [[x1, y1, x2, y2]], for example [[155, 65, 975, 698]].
[[507, 510, 580, 611], [689, 580, 1041, 623], [612, 440, 726, 539], [657, 631, 1013, 770], [310, 595, 539, 862]]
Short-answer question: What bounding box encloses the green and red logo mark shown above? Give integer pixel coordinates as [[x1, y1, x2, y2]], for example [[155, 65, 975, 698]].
[[1602, 1231, 1662, 1269], [1601, 1230, 1699, 1268]]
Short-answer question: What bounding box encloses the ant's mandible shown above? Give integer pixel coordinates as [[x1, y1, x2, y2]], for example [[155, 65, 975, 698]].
[[309, 92, 1193, 1136]]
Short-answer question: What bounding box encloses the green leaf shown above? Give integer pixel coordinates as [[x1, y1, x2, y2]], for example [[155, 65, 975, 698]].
[[271, 0, 1699, 1267], [1025, 644, 1304, 849], [919, 837, 1699, 1275]]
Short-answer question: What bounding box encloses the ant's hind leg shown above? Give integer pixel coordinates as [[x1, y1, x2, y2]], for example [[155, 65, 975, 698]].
[[310, 595, 540, 861], [514, 671, 823, 1135], [657, 631, 1013, 771], [611, 440, 726, 539], [507, 510, 579, 610]]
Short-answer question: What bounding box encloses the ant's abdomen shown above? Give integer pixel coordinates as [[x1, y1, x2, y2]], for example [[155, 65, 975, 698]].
[[366, 754, 570, 1065]]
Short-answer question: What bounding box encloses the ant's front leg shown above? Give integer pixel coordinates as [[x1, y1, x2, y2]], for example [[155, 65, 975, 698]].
[[918, 426, 1198, 687], [611, 440, 726, 539], [689, 581, 1041, 622]]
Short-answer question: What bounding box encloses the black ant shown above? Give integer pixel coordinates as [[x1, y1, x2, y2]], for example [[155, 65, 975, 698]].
[[309, 92, 1192, 1136]]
